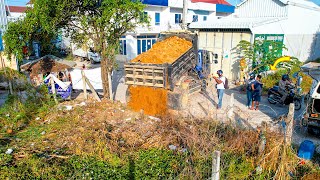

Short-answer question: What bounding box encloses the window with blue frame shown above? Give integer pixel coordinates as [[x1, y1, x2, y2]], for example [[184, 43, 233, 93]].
[[155, 13, 160, 26], [119, 39, 127, 55], [137, 35, 157, 55], [203, 16, 207, 21], [192, 15, 198, 22], [175, 14, 181, 24]]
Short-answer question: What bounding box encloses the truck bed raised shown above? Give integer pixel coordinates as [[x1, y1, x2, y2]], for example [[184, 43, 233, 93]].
[[124, 47, 196, 91]]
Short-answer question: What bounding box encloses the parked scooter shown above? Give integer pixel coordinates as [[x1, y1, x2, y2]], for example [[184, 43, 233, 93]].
[[267, 76, 302, 110]]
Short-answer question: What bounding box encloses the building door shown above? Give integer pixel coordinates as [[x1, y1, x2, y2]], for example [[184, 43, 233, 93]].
[[136, 35, 157, 55]]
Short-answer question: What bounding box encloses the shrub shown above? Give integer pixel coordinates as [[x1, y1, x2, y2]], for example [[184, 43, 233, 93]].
[[134, 148, 186, 179]]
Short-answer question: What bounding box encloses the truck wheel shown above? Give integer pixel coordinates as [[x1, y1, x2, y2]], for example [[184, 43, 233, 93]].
[[294, 98, 301, 111], [90, 58, 95, 64]]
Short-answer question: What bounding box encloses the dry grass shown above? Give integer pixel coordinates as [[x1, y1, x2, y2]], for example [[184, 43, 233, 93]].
[[11, 99, 317, 179]]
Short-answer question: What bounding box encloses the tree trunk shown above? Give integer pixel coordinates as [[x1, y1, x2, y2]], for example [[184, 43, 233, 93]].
[[101, 58, 110, 98]]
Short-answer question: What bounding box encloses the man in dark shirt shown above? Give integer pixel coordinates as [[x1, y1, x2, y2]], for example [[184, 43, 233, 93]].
[[250, 75, 263, 110]]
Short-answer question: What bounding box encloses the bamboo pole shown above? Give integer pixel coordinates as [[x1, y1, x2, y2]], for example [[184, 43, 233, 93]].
[[85, 76, 101, 102], [81, 70, 87, 100]]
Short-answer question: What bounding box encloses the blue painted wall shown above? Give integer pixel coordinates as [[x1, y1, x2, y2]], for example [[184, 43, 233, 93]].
[[142, 0, 168, 6]]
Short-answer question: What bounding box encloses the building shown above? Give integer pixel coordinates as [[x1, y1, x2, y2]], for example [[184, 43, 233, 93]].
[[5, 6, 28, 22], [189, 0, 320, 81], [120, 0, 234, 61]]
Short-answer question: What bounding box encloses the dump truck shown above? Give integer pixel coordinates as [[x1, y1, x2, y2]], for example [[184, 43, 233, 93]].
[[124, 31, 214, 110], [124, 31, 212, 94]]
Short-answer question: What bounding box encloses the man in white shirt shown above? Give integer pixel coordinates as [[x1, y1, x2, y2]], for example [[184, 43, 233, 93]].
[[213, 70, 226, 109]]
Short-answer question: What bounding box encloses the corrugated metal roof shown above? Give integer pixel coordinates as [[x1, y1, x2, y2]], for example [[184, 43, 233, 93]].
[[189, 17, 286, 29], [238, 0, 320, 10]]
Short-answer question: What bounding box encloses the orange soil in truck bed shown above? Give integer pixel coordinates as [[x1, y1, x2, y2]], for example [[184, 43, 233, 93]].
[[131, 36, 192, 64]]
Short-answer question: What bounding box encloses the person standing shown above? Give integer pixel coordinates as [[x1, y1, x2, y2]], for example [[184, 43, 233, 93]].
[[213, 70, 226, 110], [251, 75, 263, 110], [246, 73, 255, 109]]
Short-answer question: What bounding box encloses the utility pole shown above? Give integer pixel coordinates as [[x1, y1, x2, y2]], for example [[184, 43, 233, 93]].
[[182, 0, 188, 30]]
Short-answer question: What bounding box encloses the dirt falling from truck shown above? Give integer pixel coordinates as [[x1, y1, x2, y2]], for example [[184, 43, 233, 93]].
[[128, 86, 168, 116], [131, 36, 192, 64], [128, 36, 192, 116]]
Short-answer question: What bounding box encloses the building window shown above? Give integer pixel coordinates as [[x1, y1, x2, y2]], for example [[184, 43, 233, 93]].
[[175, 14, 182, 24], [193, 15, 198, 22], [203, 16, 207, 21], [137, 35, 157, 55], [119, 39, 126, 55], [155, 12, 160, 26], [140, 11, 148, 22]]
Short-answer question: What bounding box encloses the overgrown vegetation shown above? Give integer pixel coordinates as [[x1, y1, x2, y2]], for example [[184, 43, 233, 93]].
[[261, 59, 313, 94], [1, 97, 319, 179]]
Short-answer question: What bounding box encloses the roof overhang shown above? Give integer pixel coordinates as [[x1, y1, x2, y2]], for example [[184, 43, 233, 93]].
[[189, 17, 286, 31]]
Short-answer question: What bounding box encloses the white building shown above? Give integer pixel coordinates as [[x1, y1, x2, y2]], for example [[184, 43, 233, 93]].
[[120, 0, 234, 60], [189, 0, 320, 80], [6, 6, 28, 22], [0, 0, 6, 56]]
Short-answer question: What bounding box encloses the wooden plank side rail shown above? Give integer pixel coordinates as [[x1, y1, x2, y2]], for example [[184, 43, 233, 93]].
[[124, 64, 167, 88]]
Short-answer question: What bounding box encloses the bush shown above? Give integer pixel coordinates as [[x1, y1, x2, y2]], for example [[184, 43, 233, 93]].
[[0, 84, 55, 134], [261, 60, 313, 94]]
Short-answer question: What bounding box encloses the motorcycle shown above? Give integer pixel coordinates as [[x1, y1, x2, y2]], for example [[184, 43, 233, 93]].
[[267, 84, 302, 110]]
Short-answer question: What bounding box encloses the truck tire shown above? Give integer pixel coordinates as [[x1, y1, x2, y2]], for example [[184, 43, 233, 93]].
[[90, 58, 95, 64], [294, 98, 301, 111]]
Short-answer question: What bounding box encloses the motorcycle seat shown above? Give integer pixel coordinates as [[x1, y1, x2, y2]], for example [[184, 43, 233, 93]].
[[272, 86, 279, 91]]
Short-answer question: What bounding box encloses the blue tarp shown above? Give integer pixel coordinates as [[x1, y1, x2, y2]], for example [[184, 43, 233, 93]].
[[142, 0, 168, 6], [216, 4, 235, 13]]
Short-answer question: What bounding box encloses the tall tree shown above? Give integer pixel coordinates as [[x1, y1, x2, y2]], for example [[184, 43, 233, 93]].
[[3, 10, 59, 61], [32, 0, 148, 98], [236, 40, 288, 73]]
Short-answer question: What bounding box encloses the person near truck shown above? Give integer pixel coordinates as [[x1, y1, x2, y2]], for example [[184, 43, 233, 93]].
[[279, 74, 293, 104], [213, 70, 226, 110], [246, 73, 256, 109], [251, 75, 263, 110]]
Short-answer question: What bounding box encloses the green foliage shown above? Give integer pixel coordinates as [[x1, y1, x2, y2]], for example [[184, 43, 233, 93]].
[[31, 0, 149, 95], [261, 59, 313, 94], [236, 40, 288, 73], [134, 148, 185, 179], [220, 153, 255, 179], [3, 12, 58, 61], [0, 84, 55, 134]]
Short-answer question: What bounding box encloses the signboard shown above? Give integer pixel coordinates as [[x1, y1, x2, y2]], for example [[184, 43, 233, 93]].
[[254, 34, 284, 57]]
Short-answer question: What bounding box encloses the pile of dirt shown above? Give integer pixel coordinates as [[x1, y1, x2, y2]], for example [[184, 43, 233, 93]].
[[131, 36, 192, 64], [28, 57, 71, 78], [128, 86, 168, 116]]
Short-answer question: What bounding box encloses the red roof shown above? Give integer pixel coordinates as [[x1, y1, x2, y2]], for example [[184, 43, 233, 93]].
[[5, 6, 28, 13], [191, 0, 231, 5]]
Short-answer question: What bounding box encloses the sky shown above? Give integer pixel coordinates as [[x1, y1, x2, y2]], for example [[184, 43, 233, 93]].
[[6, 0, 320, 6]]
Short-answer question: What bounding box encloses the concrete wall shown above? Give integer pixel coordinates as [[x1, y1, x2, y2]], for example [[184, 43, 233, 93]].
[[251, 4, 320, 61], [0, 54, 18, 70], [198, 31, 252, 80]]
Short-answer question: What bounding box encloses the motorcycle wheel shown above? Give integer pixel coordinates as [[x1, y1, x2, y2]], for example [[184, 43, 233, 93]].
[[267, 93, 277, 104], [293, 98, 301, 111]]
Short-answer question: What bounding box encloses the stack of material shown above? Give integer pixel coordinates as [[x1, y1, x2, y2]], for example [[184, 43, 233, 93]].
[[131, 36, 192, 64]]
